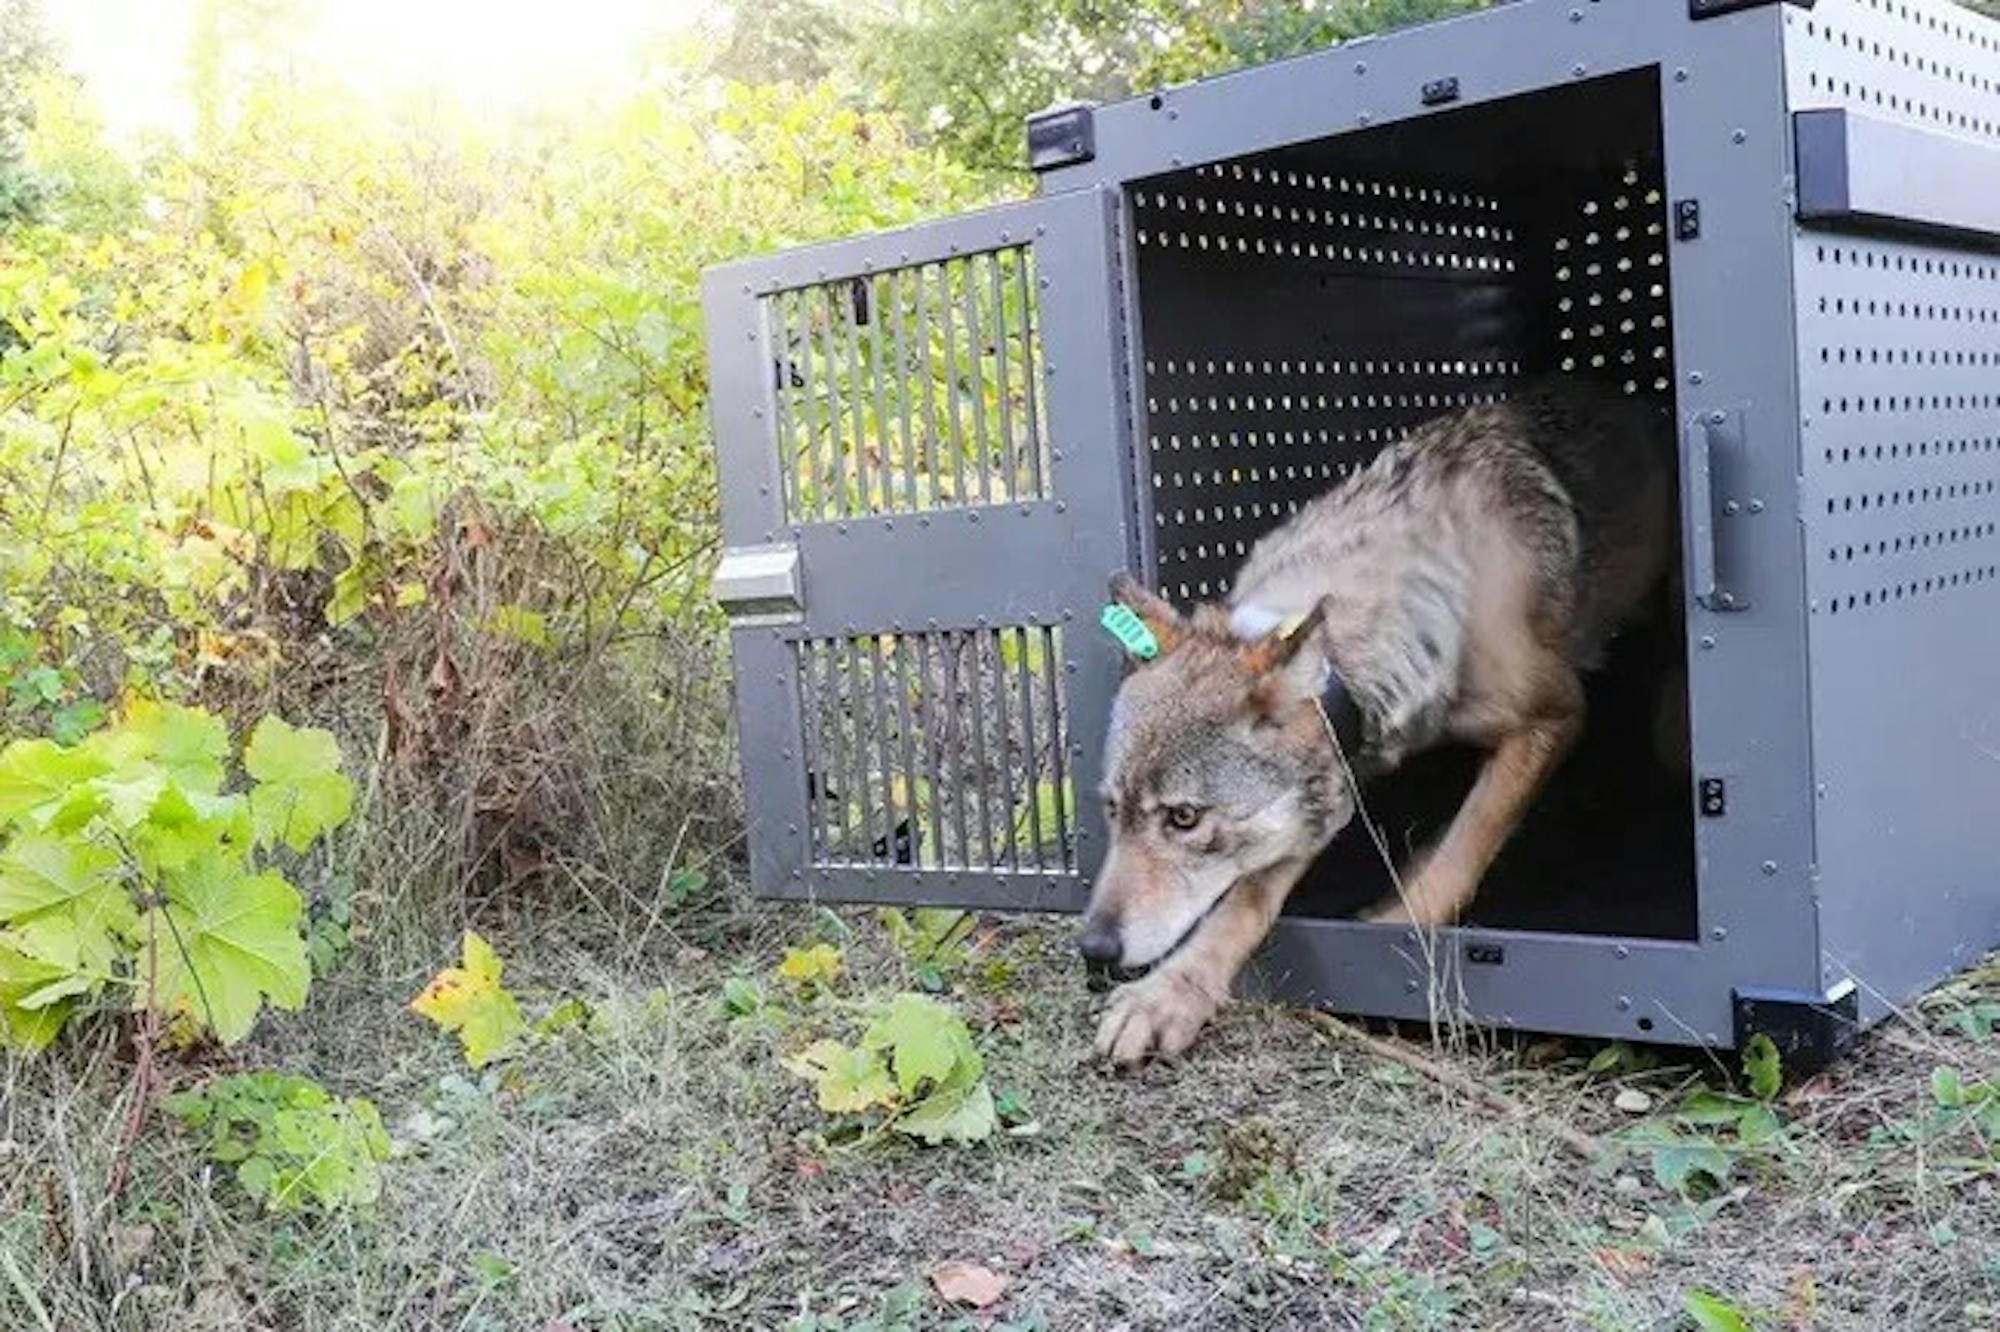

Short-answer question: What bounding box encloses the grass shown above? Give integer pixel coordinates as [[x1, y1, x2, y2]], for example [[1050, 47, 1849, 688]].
[[4, 889, 1997, 1332]]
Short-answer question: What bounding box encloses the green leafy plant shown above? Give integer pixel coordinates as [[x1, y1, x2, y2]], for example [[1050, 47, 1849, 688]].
[[1741, 1033, 1783, 1101], [0, 626, 102, 743], [410, 931, 529, 1068], [1630, 1086, 1789, 1195], [1684, 1288, 1757, 1332], [878, 907, 977, 991], [777, 943, 844, 991], [0, 702, 351, 1050], [163, 1071, 390, 1212], [787, 992, 997, 1145]]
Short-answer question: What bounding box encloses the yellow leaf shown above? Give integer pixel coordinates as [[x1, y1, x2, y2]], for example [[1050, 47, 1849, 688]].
[[411, 932, 527, 1068], [776, 943, 842, 987]]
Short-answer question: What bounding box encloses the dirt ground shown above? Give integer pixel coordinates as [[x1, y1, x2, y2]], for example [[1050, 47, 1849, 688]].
[[5, 899, 1997, 1332]]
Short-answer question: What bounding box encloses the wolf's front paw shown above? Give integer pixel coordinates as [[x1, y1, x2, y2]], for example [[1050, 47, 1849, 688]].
[[1094, 969, 1218, 1066]]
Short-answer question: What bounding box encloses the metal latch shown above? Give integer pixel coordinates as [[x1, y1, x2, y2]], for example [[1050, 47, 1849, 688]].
[[1027, 103, 1096, 173], [713, 543, 803, 627]]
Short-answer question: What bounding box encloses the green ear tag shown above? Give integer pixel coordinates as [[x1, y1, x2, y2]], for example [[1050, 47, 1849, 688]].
[[1100, 604, 1159, 661]]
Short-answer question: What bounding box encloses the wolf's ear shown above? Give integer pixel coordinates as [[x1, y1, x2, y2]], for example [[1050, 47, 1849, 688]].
[[1107, 571, 1185, 656], [1244, 597, 1331, 711]]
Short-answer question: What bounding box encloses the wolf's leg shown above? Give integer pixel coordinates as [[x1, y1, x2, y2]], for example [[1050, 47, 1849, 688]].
[[1096, 856, 1309, 1066], [1365, 698, 1582, 927]]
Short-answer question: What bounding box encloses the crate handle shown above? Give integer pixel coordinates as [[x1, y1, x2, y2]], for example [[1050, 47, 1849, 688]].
[[1687, 409, 1751, 614]]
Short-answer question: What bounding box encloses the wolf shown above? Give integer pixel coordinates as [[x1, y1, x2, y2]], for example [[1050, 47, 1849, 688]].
[[1082, 378, 1674, 1065]]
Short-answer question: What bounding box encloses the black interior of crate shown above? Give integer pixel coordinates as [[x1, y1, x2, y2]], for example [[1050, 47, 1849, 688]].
[[1128, 68, 1696, 940]]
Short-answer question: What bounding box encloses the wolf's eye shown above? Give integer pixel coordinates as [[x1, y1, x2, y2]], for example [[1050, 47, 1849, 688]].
[[1163, 804, 1205, 832]]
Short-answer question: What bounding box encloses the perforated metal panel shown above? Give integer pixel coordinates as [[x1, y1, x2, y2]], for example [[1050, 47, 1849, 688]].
[[1133, 166, 1522, 601], [1789, 0, 2000, 1020], [1783, 0, 2000, 146]]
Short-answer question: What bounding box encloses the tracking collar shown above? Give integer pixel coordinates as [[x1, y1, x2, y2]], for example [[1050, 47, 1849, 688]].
[[1235, 605, 1368, 763]]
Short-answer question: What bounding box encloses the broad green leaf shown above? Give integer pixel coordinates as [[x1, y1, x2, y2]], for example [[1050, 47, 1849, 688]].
[[862, 992, 977, 1094], [0, 739, 108, 828], [776, 943, 842, 987], [1648, 1136, 1733, 1193], [534, 996, 592, 1036], [1741, 1033, 1782, 1101], [1735, 1104, 1785, 1148], [0, 833, 134, 973], [896, 1075, 997, 1146], [244, 716, 354, 852], [327, 564, 372, 626], [124, 700, 229, 793], [1931, 1066, 1968, 1108], [137, 784, 248, 873], [410, 931, 528, 1068], [719, 976, 763, 1017], [1682, 1289, 1754, 1332], [145, 865, 311, 1044], [93, 770, 168, 829], [1677, 1089, 1754, 1127], [788, 1039, 897, 1113], [0, 941, 81, 1050]]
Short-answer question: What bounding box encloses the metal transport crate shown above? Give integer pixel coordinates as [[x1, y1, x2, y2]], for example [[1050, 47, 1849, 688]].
[[702, 0, 2000, 1062]]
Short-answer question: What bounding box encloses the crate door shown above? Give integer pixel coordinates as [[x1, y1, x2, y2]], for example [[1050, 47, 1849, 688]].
[[704, 188, 1132, 909]]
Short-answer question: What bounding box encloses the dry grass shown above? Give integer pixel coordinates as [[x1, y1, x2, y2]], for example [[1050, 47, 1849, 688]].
[[4, 893, 1996, 1331]]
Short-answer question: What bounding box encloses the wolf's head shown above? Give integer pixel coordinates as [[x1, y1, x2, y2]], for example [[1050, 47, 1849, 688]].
[[1079, 573, 1356, 970]]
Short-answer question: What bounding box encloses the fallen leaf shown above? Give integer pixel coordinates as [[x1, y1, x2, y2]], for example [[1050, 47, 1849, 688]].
[[932, 1260, 1008, 1308], [1614, 1088, 1653, 1114]]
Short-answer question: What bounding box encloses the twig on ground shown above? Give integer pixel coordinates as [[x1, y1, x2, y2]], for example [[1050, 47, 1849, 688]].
[[1297, 1008, 1607, 1165]]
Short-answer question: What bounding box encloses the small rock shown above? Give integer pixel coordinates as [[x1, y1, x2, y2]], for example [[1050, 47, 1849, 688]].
[[1614, 1088, 1653, 1114], [1613, 1173, 1642, 1195]]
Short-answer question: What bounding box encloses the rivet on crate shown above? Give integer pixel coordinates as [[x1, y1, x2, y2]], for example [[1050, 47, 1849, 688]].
[[1711, 927, 1728, 942], [1615, 944, 1631, 960], [1353, 61, 1367, 75], [1700, 635, 1716, 649], [1761, 860, 1778, 876], [1749, 499, 1765, 514], [1674, 68, 1688, 83], [1615, 995, 1632, 1012]]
